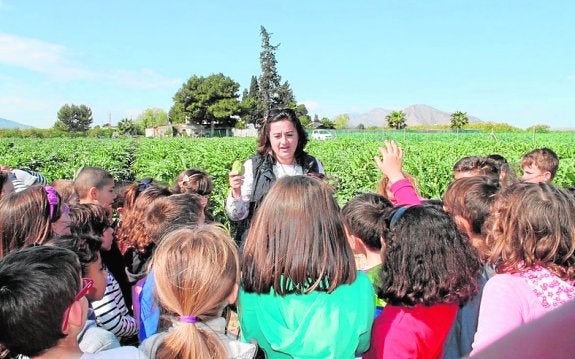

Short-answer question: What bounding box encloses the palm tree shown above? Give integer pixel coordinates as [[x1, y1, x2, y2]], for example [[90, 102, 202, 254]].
[[450, 111, 469, 133], [386, 111, 407, 130]]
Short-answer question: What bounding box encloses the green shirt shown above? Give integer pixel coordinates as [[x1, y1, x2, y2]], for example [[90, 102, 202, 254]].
[[365, 264, 387, 309], [238, 271, 375, 359]]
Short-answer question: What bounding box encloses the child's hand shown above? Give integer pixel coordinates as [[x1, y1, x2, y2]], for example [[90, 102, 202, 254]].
[[374, 140, 405, 183]]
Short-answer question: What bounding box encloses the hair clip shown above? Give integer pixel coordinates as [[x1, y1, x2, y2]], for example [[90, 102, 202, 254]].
[[43, 186, 60, 219]]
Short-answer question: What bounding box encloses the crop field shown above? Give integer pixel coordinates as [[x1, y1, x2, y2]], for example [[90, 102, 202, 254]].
[[0, 132, 573, 225]]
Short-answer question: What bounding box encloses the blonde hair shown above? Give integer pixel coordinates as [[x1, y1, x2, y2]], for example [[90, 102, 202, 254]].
[[151, 224, 239, 359]]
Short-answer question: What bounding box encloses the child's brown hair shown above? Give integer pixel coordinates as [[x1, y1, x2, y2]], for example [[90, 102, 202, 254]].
[[74, 166, 114, 200], [520, 148, 559, 180], [486, 182, 575, 280], [0, 186, 66, 256], [241, 175, 356, 295]]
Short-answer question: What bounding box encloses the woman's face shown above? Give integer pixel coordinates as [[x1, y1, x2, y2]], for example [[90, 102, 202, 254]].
[[269, 119, 299, 164]]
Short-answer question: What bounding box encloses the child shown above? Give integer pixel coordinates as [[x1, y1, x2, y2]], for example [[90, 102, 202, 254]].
[[520, 147, 559, 184], [69, 204, 114, 251], [173, 169, 214, 221], [74, 166, 117, 212], [341, 193, 392, 316], [471, 182, 575, 354], [0, 246, 144, 358], [139, 225, 257, 358], [52, 179, 80, 205], [138, 193, 204, 340], [74, 166, 132, 321], [364, 205, 481, 359], [0, 185, 71, 257], [10, 167, 48, 192], [486, 154, 516, 187], [375, 140, 423, 206], [46, 234, 120, 353], [239, 175, 375, 358], [68, 204, 138, 342], [453, 156, 499, 180], [442, 176, 501, 358]]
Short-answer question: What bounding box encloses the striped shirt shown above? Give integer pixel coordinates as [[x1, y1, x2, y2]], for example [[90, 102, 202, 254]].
[[92, 271, 138, 339]]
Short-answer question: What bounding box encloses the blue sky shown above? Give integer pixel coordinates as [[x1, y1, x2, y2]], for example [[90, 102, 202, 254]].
[[1, 0, 573, 129]]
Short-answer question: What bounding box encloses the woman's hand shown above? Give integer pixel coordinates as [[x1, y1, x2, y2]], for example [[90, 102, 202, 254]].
[[229, 171, 244, 199], [374, 140, 405, 183]]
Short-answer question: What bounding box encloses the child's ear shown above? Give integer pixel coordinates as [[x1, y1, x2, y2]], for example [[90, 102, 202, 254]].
[[88, 186, 99, 202], [542, 171, 552, 183], [64, 300, 86, 334], [454, 215, 473, 237], [227, 283, 239, 305]]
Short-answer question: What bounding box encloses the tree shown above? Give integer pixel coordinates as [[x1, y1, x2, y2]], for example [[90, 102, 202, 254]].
[[292, 103, 311, 128], [118, 118, 137, 135], [526, 124, 550, 133], [333, 114, 350, 129], [136, 108, 168, 132], [450, 111, 469, 133], [386, 111, 407, 129], [55, 104, 93, 132], [239, 75, 262, 126], [321, 118, 335, 129], [258, 26, 291, 121], [169, 73, 240, 128]]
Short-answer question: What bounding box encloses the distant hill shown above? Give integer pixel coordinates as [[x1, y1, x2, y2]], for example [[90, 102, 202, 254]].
[[347, 104, 482, 127], [0, 117, 32, 129]]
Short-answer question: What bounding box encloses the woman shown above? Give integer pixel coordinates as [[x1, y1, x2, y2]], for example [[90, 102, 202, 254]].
[[239, 175, 374, 358], [226, 108, 324, 244]]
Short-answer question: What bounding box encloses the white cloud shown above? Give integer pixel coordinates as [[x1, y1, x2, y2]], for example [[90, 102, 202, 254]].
[[0, 33, 180, 88], [0, 33, 94, 80]]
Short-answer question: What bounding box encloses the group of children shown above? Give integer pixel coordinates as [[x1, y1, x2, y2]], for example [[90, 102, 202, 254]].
[[0, 144, 573, 359]]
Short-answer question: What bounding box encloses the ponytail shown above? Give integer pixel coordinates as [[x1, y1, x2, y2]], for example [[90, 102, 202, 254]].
[[157, 319, 227, 359]]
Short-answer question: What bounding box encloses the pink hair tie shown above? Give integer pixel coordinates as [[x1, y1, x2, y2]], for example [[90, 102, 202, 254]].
[[179, 315, 197, 323]]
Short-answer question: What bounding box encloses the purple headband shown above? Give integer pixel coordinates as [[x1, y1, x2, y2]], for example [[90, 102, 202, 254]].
[[43, 186, 59, 219], [179, 315, 197, 324]]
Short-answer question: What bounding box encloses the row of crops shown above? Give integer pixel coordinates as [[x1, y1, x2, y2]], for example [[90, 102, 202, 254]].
[[0, 132, 573, 225]]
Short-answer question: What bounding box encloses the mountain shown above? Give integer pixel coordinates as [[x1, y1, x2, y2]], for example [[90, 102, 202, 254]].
[[347, 104, 482, 127], [0, 117, 32, 129]]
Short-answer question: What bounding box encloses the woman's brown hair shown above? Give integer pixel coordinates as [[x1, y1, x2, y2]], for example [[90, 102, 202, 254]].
[[152, 225, 239, 359], [486, 182, 575, 280], [241, 175, 356, 295]]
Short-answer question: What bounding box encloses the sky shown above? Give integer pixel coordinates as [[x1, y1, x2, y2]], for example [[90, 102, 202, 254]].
[[0, 0, 574, 129]]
